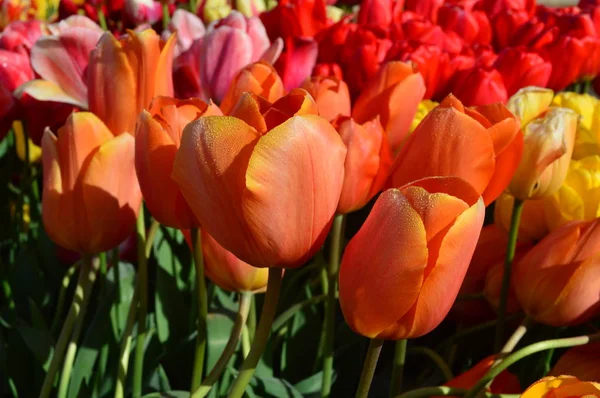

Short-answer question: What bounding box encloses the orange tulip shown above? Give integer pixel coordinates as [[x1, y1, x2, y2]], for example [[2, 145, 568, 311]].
[[434, 356, 521, 398], [88, 29, 176, 136], [301, 75, 351, 122], [202, 230, 269, 293], [338, 176, 485, 340], [219, 61, 285, 115], [172, 89, 346, 268], [483, 260, 522, 314], [551, 342, 600, 382], [388, 95, 523, 205], [42, 112, 141, 254], [352, 61, 426, 153], [135, 96, 222, 229], [494, 192, 549, 243], [521, 376, 600, 398], [334, 116, 393, 214], [512, 219, 600, 326]]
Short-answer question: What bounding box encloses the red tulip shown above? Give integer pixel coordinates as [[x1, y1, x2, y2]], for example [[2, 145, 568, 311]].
[[494, 47, 552, 97], [260, 0, 328, 40], [449, 66, 507, 107], [437, 3, 492, 46], [357, 0, 400, 29], [489, 9, 530, 49], [404, 0, 444, 22], [172, 90, 346, 268], [0, 49, 34, 139], [335, 116, 393, 214], [0, 20, 44, 55], [275, 37, 318, 91], [540, 35, 587, 91], [339, 177, 484, 339], [388, 95, 522, 205]]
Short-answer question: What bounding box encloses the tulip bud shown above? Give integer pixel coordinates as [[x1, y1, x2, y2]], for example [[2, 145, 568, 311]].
[[352, 61, 426, 153], [507, 106, 579, 200], [220, 61, 284, 115], [135, 96, 222, 229], [202, 230, 268, 293], [494, 193, 548, 243], [335, 117, 393, 214], [172, 90, 346, 268], [339, 177, 485, 340], [513, 219, 600, 326], [521, 376, 600, 398], [42, 113, 141, 254], [301, 76, 351, 122], [389, 95, 523, 205], [483, 261, 521, 314], [550, 341, 600, 382]]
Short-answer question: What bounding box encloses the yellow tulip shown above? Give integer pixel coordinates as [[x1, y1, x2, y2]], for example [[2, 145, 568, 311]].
[[506, 86, 554, 129], [544, 155, 600, 230], [409, 99, 438, 134], [203, 0, 232, 22], [13, 121, 42, 163], [553, 92, 600, 160]]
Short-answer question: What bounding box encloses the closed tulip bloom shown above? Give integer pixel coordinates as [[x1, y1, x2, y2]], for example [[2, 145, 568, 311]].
[[550, 342, 600, 382], [338, 177, 485, 340], [506, 87, 579, 200], [521, 376, 600, 398], [42, 112, 141, 254], [494, 193, 549, 243], [335, 116, 393, 214], [352, 61, 426, 153], [494, 47, 552, 97], [202, 230, 268, 293], [172, 90, 346, 268], [89, 29, 176, 136], [513, 219, 600, 326], [388, 95, 523, 205], [135, 96, 222, 229], [449, 66, 508, 107], [220, 61, 284, 115], [483, 260, 522, 314], [300, 75, 350, 122], [544, 156, 600, 231]]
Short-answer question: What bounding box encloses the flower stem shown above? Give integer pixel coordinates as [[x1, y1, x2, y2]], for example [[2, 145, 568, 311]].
[[57, 255, 98, 398], [193, 292, 253, 398], [190, 228, 208, 393], [132, 210, 148, 398], [355, 338, 384, 398], [465, 332, 600, 398], [40, 258, 96, 398], [247, 294, 256, 343], [408, 347, 454, 383], [50, 264, 78, 335], [144, 219, 160, 259], [227, 268, 284, 398], [162, 2, 170, 30], [97, 7, 108, 31], [322, 214, 345, 398], [272, 294, 328, 332], [494, 199, 523, 352], [114, 282, 139, 398], [390, 340, 407, 396], [500, 317, 531, 354]]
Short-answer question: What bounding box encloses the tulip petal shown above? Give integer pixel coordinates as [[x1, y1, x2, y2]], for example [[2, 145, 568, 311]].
[[154, 33, 176, 99], [228, 92, 270, 133], [81, 133, 141, 253], [17, 79, 85, 108], [339, 188, 428, 338], [482, 130, 523, 204], [172, 116, 262, 263], [243, 115, 346, 267]]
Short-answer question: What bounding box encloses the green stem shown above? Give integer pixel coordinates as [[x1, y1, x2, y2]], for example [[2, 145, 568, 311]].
[[464, 332, 600, 398], [355, 338, 384, 398], [322, 214, 345, 398], [97, 7, 108, 31], [272, 294, 328, 332], [189, 0, 197, 13], [395, 387, 520, 398], [192, 292, 253, 398], [584, 79, 592, 94], [408, 347, 453, 382], [494, 199, 523, 352], [132, 210, 148, 398], [162, 2, 170, 30], [50, 264, 77, 336], [40, 259, 95, 398], [500, 317, 531, 354], [390, 340, 407, 396], [57, 255, 98, 398], [114, 282, 140, 398], [247, 294, 256, 343], [227, 268, 283, 398], [241, 325, 250, 358], [190, 228, 208, 393], [144, 219, 159, 259]]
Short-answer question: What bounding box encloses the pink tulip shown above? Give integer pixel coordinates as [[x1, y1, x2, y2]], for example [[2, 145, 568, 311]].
[[124, 0, 163, 25], [275, 37, 319, 91], [163, 8, 206, 56], [0, 49, 35, 139], [0, 20, 45, 55]]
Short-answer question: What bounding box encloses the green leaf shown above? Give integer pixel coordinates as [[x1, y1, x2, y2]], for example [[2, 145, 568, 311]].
[[146, 363, 172, 393], [294, 371, 327, 396], [110, 262, 137, 339], [206, 312, 236, 372], [141, 391, 189, 398], [249, 376, 303, 398], [15, 320, 53, 370]]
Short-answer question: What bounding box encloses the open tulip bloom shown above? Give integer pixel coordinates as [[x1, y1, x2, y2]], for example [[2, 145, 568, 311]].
[[10, 1, 600, 398]]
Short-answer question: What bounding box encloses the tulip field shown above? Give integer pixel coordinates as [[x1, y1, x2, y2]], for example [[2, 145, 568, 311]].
[[3, 0, 600, 397]]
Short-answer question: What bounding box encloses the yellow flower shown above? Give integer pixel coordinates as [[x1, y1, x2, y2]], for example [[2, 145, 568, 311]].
[[506, 86, 554, 128], [409, 99, 438, 133], [203, 0, 232, 22], [544, 155, 600, 230], [0, 0, 58, 28], [13, 121, 42, 163], [553, 92, 600, 160], [521, 376, 600, 398]]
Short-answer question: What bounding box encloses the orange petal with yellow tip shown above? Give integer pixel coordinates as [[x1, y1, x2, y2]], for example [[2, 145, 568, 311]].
[[220, 61, 285, 115], [202, 229, 269, 293], [228, 92, 270, 134], [521, 376, 600, 398], [388, 106, 495, 199], [243, 115, 346, 267], [17, 79, 86, 108], [88, 33, 136, 135], [172, 116, 263, 263]]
